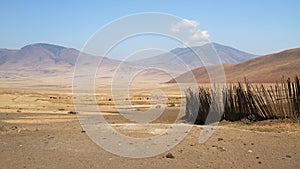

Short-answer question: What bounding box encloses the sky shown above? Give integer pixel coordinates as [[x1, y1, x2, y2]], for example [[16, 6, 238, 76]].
[[0, 0, 299, 55]]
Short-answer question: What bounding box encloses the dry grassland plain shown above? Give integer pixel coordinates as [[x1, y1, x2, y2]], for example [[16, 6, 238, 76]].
[[0, 80, 299, 168]]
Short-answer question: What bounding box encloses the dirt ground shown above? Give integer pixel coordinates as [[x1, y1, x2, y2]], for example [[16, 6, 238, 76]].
[[0, 88, 299, 169]]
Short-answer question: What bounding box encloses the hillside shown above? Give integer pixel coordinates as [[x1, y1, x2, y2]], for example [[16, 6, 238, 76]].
[[168, 47, 300, 83]]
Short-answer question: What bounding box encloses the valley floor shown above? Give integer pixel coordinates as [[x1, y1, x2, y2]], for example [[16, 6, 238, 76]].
[[0, 89, 299, 169]]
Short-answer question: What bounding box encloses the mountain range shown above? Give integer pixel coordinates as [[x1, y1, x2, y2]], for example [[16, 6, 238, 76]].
[[0, 42, 256, 72], [0, 42, 298, 85]]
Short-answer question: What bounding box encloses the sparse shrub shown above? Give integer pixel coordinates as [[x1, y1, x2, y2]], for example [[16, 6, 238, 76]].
[[155, 104, 162, 109], [68, 111, 78, 115], [167, 103, 175, 107]]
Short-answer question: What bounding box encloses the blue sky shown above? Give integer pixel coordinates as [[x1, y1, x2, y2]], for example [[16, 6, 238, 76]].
[[0, 0, 299, 55]]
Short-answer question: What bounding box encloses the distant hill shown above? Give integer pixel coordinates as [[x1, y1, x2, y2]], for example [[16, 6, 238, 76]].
[[0, 43, 78, 68], [0, 43, 119, 73], [168, 47, 300, 83], [130, 42, 256, 71], [0, 43, 124, 89]]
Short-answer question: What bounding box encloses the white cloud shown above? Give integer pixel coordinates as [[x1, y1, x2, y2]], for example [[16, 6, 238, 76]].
[[170, 19, 209, 46], [170, 19, 199, 33]]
